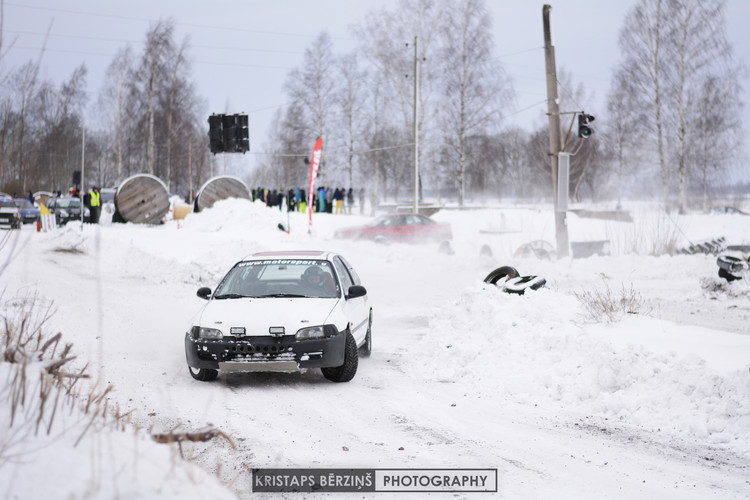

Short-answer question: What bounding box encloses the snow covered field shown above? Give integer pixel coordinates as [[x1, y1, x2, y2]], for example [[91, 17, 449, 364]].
[[1, 199, 749, 499]]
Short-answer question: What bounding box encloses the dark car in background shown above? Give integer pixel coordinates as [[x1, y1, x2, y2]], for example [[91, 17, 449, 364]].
[[334, 213, 452, 243], [47, 196, 87, 225], [14, 198, 40, 224]]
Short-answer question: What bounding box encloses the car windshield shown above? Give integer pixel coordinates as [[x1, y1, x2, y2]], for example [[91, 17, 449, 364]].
[[367, 214, 406, 227], [14, 199, 32, 209], [56, 198, 81, 208], [1, 199, 17, 208], [214, 259, 340, 299]]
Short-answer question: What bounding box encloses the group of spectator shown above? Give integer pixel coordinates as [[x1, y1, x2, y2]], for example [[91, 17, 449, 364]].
[[252, 186, 365, 214]]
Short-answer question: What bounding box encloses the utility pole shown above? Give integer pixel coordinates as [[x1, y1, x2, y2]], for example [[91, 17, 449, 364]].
[[80, 126, 85, 225], [413, 35, 419, 215], [543, 4, 569, 258]]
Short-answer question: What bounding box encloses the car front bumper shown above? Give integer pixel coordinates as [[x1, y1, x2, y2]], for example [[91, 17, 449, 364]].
[[184, 330, 346, 373]]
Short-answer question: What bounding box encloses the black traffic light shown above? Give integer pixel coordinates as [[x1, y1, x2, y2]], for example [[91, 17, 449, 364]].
[[236, 114, 249, 153], [222, 114, 236, 152], [208, 113, 250, 154], [208, 115, 223, 153], [577, 113, 595, 138]]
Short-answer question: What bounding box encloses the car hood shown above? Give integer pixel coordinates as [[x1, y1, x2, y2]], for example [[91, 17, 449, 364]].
[[194, 297, 339, 336]]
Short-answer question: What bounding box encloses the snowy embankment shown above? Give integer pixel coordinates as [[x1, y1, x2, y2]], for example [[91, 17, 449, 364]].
[[1, 198, 749, 499], [422, 283, 749, 450]]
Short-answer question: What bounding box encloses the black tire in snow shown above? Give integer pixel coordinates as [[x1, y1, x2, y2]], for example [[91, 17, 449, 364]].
[[484, 265, 520, 285], [322, 331, 359, 382], [188, 366, 218, 382], [718, 268, 742, 282]]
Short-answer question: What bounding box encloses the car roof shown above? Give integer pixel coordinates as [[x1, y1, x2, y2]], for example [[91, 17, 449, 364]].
[[245, 250, 336, 261]]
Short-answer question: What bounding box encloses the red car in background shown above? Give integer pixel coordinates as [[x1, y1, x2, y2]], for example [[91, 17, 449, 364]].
[[334, 213, 452, 243]]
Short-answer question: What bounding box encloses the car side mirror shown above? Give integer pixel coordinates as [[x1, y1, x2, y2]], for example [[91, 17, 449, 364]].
[[346, 285, 367, 299], [197, 287, 212, 300]]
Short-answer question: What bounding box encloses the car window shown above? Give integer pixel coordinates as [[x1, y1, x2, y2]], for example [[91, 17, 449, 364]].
[[385, 215, 406, 226], [333, 257, 354, 291], [381, 216, 397, 227], [57, 198, 81, 208], [406, 214, 432, 225], [366, 215, 389, 227], [334, 256, 361, 286], [215, 259, 339, 298]]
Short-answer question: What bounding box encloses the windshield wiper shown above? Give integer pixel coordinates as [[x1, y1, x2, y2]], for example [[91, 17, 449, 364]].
[[214, 293, 250, 299], [254, 293, 306, 298]]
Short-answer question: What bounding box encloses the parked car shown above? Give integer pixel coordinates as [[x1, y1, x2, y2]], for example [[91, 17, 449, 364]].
[[14, 198, 40, 224], [185, 250, 373, 383], [46, 196, 88, 225], [334, 213, 452, 243], [0, 194, 21, 229]]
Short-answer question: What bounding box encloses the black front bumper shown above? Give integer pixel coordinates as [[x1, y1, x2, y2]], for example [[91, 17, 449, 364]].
[[184, 330, 345, 372]]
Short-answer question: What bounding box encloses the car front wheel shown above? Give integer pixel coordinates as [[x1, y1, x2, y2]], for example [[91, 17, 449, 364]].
[[188, 366, 218, 382], [322, 331, 358, 382]]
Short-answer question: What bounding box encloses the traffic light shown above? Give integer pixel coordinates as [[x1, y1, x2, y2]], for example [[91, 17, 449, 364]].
[[577, 113, 595, 138], [208, 113, 250, 153], [208, 115, 223, 153], [222, 114, 236, 152], [237, 114, 249, 153]]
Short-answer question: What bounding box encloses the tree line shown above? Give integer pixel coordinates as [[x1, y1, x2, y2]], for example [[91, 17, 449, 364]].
[[0, 0, 744, 211], [0, 20, 212, 200]]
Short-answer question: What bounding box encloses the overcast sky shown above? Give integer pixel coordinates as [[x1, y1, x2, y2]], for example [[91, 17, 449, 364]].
[[3, 0, 749, 177]]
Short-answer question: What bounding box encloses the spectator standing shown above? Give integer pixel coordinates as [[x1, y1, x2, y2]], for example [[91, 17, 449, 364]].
[[89, 186, 101, 223], [333, 188, 343, 214], [318, 187, 326, 213], [346, 188, 354, 214]]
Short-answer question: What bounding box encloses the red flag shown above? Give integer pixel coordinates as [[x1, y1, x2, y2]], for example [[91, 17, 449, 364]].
[[308, 137, 322, 226]]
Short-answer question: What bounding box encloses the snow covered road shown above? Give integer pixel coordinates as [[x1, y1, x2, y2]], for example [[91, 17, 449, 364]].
[[3, 201, 749, 499]]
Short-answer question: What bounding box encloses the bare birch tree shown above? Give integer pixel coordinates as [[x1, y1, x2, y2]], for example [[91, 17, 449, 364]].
[[438, 0, 514, 205], [97, 47, 134, 184], [618, 0, 670, 203], [284, 32, 337, 186], [352, 0, 446, 200], [336, 53, 368, 189], [137, 20, 174, 176], [665, 0, 740, 212]]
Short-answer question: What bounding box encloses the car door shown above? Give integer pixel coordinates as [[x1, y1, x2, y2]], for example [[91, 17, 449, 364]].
[[332, 256, 369, 346]]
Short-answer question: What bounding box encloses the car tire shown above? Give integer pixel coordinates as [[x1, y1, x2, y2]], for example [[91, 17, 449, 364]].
[[322, 331, 358, 382], [188, 366, 218, 381], [360, 309, 373, 358], [484, 265, 520, 285], [718, 268, 742, 282]]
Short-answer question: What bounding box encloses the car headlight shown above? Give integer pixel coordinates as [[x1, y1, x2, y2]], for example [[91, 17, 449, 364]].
[[295, 325, 337, 340], [296, 326, 325, 340], [191, 326, 223, 340]]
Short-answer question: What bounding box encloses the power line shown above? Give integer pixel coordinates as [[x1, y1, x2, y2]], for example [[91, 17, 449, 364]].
[[10, 45, 295, 70], [5, 2, 349, 41], [5, 29, 306, 56]]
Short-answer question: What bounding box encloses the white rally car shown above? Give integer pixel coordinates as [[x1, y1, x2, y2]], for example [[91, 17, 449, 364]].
[[185, 250, 372, 382]]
